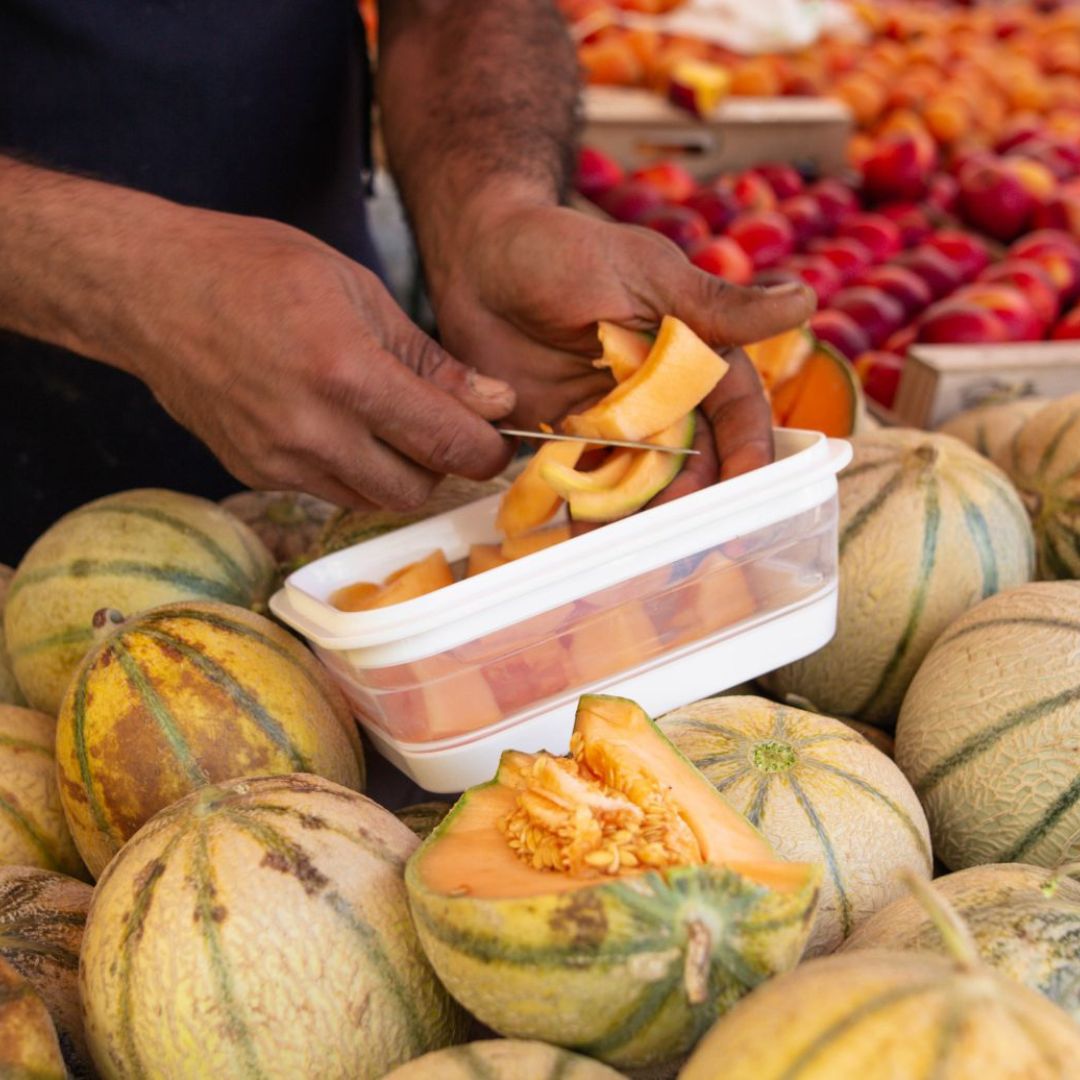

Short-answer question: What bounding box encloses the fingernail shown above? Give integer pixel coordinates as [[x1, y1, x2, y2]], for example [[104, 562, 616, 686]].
[[763, 281, 807, 297], [467, 369, 513, 399]]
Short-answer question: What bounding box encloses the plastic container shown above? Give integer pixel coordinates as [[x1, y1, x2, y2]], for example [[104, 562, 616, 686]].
[[271, 429, 852, 791]]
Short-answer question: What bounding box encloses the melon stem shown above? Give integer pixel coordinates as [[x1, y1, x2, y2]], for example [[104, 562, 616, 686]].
[[91, 608, 126, 642], [899, 870, 979, 972]]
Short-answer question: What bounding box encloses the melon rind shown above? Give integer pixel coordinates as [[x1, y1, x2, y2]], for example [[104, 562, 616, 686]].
[[0, 954, 66, 1080]]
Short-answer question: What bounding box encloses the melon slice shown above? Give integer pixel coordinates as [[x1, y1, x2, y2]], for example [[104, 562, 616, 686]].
[[466, 544, 509, 577], [563, 316, 728, 441], [501, 524, 573, 560], [593, 321, 652, 382], [567, 600, 658, 684], [536, 450, 635, 495], [406, 694, 820, 1070], [745, 327, 814, 393], [497, 441, 585, 539], [331, 549, 454, 611], [561, 414, 695, 522], [769, 341, 863, 437]]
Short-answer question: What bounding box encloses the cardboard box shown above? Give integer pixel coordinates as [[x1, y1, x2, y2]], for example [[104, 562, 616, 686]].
[[582, 86, 854, 179], [889, 341, 1080, 429]]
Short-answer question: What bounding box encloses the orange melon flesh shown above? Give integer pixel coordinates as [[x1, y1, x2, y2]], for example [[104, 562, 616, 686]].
[[769, 344, 859, 438], [745, 327, 814, 394], [563, 316, 728, 441], [567, 600, 658, 684], [331, 549, 454, 611], [595, 321, 652, 383], [564, 414, 695, 522], [417, 694, 811, 900], [501, 524, 573, 560], [466, 544, 509, 577], [497, 441, 585, 539], [537, 449, 635, 495]]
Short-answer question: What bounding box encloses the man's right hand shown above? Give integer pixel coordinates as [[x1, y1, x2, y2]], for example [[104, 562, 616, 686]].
[[0, 158, 515, 511]]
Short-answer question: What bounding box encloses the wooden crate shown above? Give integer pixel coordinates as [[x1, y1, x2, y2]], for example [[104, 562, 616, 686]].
[[582, 86, 854, 179]]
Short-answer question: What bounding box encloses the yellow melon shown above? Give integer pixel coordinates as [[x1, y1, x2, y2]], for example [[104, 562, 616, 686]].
[[219, 490, 339, 568], [0, 954, 66, 1079], [0, 565, 24, 706], [762, 429, 1036, 727], [382, 1040, 628, 1080], [895, 581, 1080, 871], [659, 696, 931, 955]]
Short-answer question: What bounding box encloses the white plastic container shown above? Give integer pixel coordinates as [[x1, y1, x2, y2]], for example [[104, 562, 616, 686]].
[[271, 430, 852, 791]]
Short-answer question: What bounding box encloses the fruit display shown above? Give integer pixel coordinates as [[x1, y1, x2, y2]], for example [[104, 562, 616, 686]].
[[0, 866, 94, 1078], [0, 953, 66, 1080], [762, 429, 1036, 727], [382, 1040, 628, 1080], [895, 580, 1080, 872], [994, 392, 1080, 579], [55, 601, 365, 879], [80, 774, 466, 1079], [679, 875, 1080, 1080], [658, 696, 931, 957], [3, 488, 275, 715], [405, 695, 819, 1070], [841, 862, 1080, 1020], [0, 705, 86, 879]]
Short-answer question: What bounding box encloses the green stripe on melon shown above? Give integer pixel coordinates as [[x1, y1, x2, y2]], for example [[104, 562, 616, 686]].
[[56, 601, 364, 879], [994, 393, 1080, 580], [841, 862, 1080, 1020], [937, 397, 1049, 463], [659, 697, 931, 956], [4, 489, 275, 715], [896, 581, 1080, 871], [382, 1039, 628, 1080], [80, 774, 466, 1080], [762, 430, 1035, 728]]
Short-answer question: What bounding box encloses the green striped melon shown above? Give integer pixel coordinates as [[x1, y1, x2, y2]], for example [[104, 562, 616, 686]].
[[383, 1040, 627, 1079], [896, 581, 1080, 871], [80, 773, 466, 1079], [0, 954, 66, 1080], [679, 945, 1080, 1079], [394, 801, 453, 841], [937, 396, 1049, 462], [0, 566, 24, 707], [841, 862, 1080, 1019], [219, 490, 338, 569], [5, 489, 275, 715], [0, 705, 86, 879], [762, 429, 1035, 727], [995, 392, 1080, 580], [56, 601, 364, 879], [0, 866, 94, 1078], [659, 697, 931, 956]]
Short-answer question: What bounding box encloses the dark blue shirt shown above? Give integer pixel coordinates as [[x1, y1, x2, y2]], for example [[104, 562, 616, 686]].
[[0, 1, 378, 562]]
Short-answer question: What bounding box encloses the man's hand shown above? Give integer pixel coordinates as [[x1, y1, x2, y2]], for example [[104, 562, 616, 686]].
[[0, 158, 515, 511], [431, 204, 817, 493]]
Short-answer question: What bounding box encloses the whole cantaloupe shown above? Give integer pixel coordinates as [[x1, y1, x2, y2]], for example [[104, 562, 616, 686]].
[[841, 862, 1080, 1020], [80, 774, 466, 1080], [0, 866, 94, 1078], [994, 392, 1080, 580], [0, 705, 86, 879], [0, 954, 66, 1079], [5, 489, 275, 715], [937, 396, 1049, 462], [219, 490, 338, 568], [56, 601, 364, 878], [382, 1040, 627, 1080], [762, 429, 1035, 727], [659, 697, 931, 955], [896, 581, 1080, 871], [0, 565, 25, 706]]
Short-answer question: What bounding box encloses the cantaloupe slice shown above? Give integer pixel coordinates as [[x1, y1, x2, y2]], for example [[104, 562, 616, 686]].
[[496, 441, 585, 539], [564, 316, 728, 441], [594, 321, 652, 382], [652, 553, 757, 647], [567, 600, 659, 685], [745, 327, 814, 393], [537, 449, 635, 495], [466, 544, 509, 578], [331, 549, 453, 611], [501, 524, 573, 560], [767, 341, 863, 438], [561, 414, 695, 523]]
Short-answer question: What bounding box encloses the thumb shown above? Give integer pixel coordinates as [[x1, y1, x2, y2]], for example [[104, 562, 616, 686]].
[[396, 325, 516, 422], [659, 261, 817, 347]]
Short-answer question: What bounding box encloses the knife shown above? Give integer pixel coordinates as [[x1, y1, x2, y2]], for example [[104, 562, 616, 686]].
[[497, 428, 700, 456]]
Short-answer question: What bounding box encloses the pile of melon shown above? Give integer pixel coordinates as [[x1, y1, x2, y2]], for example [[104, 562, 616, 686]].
[[1, 333, 1080, 1079]]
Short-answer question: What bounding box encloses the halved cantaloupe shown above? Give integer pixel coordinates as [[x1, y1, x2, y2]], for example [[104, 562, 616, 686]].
[[331, 549, 454, 611], [501, 524, 573, 560], [466, 544, 509, 577], [405, 694, 820, 1070], [497, 441, 585, 539], [593, 321, 652, 382], [563, 316, 728, 441], [559, 414, 695, 523]]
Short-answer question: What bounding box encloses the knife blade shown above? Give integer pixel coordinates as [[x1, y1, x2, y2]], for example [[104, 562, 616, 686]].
[[497, 428, 699, 456]]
